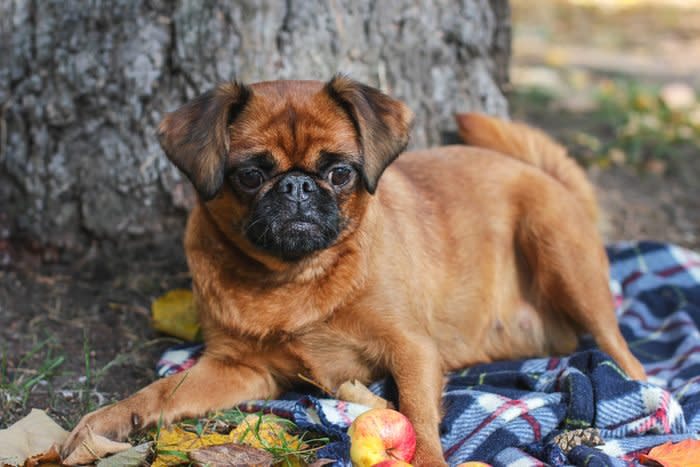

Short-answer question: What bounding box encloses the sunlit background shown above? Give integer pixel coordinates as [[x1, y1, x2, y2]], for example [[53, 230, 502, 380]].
[[510, 0, 700, 247]]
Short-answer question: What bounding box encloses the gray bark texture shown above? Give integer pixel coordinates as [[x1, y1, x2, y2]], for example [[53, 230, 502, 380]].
[[0, 0, 510, 252]]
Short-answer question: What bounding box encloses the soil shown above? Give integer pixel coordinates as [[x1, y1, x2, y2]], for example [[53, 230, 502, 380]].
[[0, 236, 190, 429]]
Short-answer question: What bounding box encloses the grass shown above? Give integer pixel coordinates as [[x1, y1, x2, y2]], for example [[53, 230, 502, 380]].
[[124, 372, 331, 466], [593, 79, 700, 166], [81, 329, 94, 413], [1, 339, 332, 466], [0, 338, 65, 422], [0, 331, 160, 428], [510, 78, 700, 171], [145, 407, 331, 466]]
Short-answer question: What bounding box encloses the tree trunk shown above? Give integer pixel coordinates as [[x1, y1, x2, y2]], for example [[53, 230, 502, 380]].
[[0, 0, 510, 252]]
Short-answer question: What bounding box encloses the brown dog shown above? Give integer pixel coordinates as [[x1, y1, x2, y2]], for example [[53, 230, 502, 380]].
[[62, 76, 645, 466]]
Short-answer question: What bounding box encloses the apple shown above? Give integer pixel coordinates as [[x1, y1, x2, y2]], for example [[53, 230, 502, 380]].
[[348, 408, 416, 467], [372, 461, 412, 467]]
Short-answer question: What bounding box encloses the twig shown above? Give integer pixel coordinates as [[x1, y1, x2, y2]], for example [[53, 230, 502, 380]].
[[296, 373, 334, 396]]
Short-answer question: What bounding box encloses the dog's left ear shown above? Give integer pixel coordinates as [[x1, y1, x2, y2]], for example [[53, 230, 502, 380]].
[[158, 82, 251, 200], [325, 75, 414, 194]]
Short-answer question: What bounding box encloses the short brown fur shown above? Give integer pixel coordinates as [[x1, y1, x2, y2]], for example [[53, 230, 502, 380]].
[[63, 80, 644, 466]]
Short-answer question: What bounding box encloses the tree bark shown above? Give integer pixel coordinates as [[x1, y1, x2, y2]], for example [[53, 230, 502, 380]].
[[0, 0, 510, 252]]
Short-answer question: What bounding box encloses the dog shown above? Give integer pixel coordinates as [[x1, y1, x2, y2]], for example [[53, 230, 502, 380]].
[[62, 76, 645, 466]]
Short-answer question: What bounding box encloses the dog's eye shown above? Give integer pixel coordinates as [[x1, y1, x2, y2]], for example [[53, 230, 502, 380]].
[[329, 167, 352, 187], [237, 169, 264, 189]]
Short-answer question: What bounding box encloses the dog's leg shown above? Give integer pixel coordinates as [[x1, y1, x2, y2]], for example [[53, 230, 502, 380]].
[[389, 334, 447, 467], [517, 192, 646, 381], [61, 355, 279, 462]]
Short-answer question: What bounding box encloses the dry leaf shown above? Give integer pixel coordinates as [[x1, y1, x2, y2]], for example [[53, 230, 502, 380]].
[[640, 439, 700, 467], [62, 425, 132, 465], [152, 426, 232, 467], [96, 442, 152, 467], [151, 289, 200, 341], [336, 380, 394, 409], [25, 445, 61, 467], [230, 414, 306, 451], [189, 443, 274, 467], [0, 408, 68, 467]]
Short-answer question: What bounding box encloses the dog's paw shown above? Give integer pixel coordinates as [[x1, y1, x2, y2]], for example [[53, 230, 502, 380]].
[[61, 405, 134, 465]]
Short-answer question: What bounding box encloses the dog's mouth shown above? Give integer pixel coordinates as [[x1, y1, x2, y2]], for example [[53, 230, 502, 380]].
[[283, 220, 320, 233], [245, 215, 340, 260]]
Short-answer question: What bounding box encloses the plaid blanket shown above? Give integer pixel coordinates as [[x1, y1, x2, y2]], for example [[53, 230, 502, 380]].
[[156, 242, 700, 466]]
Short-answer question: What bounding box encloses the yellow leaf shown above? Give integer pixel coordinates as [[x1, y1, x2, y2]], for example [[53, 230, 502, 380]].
[[544, 47, 568, 67], [633, 93, 657, 112], [640, 439, 700, 467], [0, 409, 68, 467], [151, 289, 201, 341], [152, 426, 231, 467], [230, 414, 306, 451]]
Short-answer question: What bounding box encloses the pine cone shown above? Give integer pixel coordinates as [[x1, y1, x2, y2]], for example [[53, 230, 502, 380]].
[[553, 428, 604, 453]]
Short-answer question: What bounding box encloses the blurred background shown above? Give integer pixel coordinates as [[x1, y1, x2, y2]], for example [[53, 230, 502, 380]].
[[510, 0, 700, 248], [0, 0, 698, 432]]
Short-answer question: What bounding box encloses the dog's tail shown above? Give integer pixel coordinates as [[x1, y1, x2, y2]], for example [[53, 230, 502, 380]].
[[455, 112, 599, 223]]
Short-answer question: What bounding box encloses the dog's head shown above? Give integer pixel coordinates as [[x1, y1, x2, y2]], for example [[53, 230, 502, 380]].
[[158, 76, 413, 261]]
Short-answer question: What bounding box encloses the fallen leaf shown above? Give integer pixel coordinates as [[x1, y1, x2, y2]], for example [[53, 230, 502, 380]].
[[151, 289, 200, 341], [62, 425, 132, 465], [152, 426, 232, 467], [640, 439, 700, 467], [544, 46, 568, 67], [336, 380, 394, 409], [96, 442, 152, 467], [189, 443, 274, 467], [0, 408, 68, 467], [230, 414, 306, 451], [25, 445, 61, 467]]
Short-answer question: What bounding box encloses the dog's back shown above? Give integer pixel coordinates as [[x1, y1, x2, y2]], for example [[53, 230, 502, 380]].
[[455, 113, 599, 224]]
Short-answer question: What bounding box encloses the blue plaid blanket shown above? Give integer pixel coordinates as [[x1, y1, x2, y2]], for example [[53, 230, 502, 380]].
[[156, 242, 700, 466]]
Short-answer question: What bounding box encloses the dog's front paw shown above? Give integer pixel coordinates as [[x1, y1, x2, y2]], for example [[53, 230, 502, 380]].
[[61, 405, 134, 465]]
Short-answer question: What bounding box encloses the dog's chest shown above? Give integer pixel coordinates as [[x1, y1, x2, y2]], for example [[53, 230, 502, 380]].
[[291, 324, 386, 391]]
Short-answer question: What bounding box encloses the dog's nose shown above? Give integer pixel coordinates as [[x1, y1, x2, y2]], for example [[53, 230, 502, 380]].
[[277, 173, 317, 202]]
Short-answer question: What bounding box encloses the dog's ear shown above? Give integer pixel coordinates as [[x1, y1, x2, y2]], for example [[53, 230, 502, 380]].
[[325, 75, 414, 194], [158, 82, 251, 200]]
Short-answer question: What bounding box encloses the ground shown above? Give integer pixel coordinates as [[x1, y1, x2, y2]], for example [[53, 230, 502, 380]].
[[0, 237, 189, 429], [1, 0, 699, 438]]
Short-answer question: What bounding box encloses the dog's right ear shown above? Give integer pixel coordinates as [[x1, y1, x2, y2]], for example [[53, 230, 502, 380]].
[[158, 82, 251, 200]]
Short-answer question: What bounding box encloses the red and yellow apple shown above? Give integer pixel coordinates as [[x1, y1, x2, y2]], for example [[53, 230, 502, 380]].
[[372, 461, 412, 467], [348, 408, 416, 467]]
